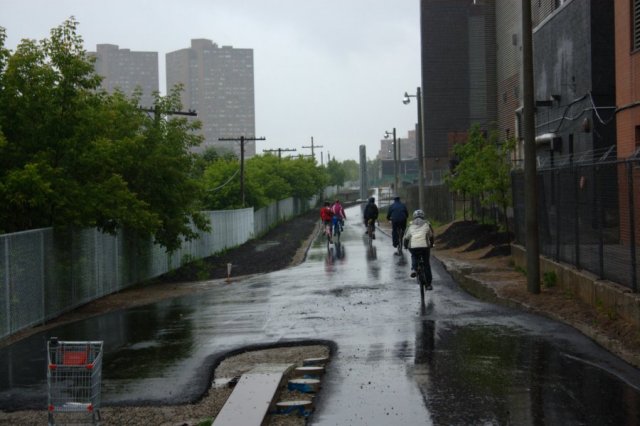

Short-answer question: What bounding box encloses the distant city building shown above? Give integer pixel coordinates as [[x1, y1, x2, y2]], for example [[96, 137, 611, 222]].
[[89, 44, 159, 108], [166, 39, 256, 156], [376, 130, 416, 161]]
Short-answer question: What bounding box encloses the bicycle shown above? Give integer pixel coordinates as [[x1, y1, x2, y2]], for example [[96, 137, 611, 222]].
[[366, 219, 376, 245], [415, 251, 432, 301], [332, 217, 342, 243], [323, 221, 333, 248]]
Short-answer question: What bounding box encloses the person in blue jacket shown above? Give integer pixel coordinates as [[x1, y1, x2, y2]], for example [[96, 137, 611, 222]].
[[386, 196, 409, 249]]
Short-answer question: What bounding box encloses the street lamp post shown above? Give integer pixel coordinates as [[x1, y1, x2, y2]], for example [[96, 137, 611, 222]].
[[403, 87, 425, 211], [384, 128, 399, 194]]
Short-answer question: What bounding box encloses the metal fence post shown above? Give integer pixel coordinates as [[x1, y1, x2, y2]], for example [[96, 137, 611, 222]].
[[628, 161, 637, 292], [574, 167, 581, 269], [41, 232, 46, 323], [555, 169, 561, 261], [596, 165, 604, 278], [4, 238, 10, 335]]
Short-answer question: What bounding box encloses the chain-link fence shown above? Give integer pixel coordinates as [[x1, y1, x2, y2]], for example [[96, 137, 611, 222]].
[[0, 196, 316, 340], [512, 157, 640, 291]]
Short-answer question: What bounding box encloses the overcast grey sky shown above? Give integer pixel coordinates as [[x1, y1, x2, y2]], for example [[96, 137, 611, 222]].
[[2, 0, 421, 162]]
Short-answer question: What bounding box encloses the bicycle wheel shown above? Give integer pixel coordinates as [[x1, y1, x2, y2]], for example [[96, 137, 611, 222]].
[[417, 260, 426, 301]]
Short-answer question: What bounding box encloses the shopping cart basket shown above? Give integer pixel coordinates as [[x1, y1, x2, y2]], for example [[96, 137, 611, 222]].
[[47, 337, 103, 425]]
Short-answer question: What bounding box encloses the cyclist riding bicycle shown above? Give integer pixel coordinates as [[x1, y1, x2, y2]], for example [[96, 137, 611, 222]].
[[363, 197, 379, 239], [386, 196, 408, 250], [331, 199, 347, 233], [320, 201, 335, 243], [403, 209, 435, 289]]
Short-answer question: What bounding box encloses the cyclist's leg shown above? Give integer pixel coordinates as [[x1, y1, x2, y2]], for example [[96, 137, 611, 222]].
[[391, 222, 398, 247]]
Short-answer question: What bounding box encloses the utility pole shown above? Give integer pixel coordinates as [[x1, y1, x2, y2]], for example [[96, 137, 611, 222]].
[[397, 138, 402, 181], [302, 137, 323, 160], [403, 88, 425, 211], [263, 148, 297, 159], [218, 136, 266, 207], [522, 0, 541, 293]]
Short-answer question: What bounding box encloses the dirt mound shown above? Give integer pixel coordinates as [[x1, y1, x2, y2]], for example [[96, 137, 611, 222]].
[[436, 220, 513, 258]]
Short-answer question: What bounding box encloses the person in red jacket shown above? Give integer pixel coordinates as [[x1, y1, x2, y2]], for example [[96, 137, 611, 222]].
[[320, 201, 334, 243]]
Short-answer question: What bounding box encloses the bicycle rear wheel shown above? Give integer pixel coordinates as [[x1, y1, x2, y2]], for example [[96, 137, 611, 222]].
[[417, 260, 426, 301]]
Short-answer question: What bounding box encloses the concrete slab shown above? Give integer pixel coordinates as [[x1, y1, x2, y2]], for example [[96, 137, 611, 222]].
[[212, 363, 294, 426]]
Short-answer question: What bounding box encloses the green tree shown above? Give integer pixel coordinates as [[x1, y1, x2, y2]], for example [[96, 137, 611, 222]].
[[281, 157, 327, 199], [325, 158, 346, 187], [446, 124, 514, 230], [201, 155, 326, 209], [341, 159, 360, 182], [0, 19, 208, 250], [247, 154, 292, 202]]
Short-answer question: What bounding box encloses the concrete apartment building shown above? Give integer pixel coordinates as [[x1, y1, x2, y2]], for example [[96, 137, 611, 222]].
[[90, 44, 159, 108], [166, 39, 256, 156]]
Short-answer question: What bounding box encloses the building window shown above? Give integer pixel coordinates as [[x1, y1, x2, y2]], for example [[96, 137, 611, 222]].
[[635, 0, 640, 51]]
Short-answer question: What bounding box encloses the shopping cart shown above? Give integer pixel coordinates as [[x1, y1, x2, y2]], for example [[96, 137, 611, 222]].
[[47, 338, 103, 425]]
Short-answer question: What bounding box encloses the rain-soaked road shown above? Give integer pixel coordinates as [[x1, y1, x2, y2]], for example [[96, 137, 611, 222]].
[[2, 205, 640, 424]]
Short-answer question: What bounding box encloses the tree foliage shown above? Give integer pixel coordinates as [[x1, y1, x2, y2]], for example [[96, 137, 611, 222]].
[[200, 154, 326, 210], [446, 124, 514, 229], [340, 159, 360, 182], [325, 158, 346, 187], [0, 19, 207, 251]]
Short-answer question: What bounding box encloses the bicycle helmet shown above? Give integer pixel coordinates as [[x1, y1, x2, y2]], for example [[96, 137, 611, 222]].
[[413, 209, 425, 219], [369, 197, 375, 203]]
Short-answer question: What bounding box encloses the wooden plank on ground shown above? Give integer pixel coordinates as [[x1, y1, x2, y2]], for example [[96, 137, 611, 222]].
[[213, 363, 294, 426]]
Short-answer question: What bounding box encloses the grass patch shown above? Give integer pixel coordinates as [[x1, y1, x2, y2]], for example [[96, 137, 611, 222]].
[[543, 271, 557, 288]]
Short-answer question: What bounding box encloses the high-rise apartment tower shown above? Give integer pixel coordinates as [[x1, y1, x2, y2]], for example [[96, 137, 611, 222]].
[[166, 39, 256, 156], [90, 44, 159, 108]]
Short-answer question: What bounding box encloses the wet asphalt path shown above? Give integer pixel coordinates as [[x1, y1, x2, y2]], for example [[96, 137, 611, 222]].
[[2, 205, 640, 424]]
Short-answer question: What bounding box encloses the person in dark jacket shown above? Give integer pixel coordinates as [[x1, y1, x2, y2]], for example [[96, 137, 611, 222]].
[[386, 196, 409, 249], [363, 197, 379, 239]]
